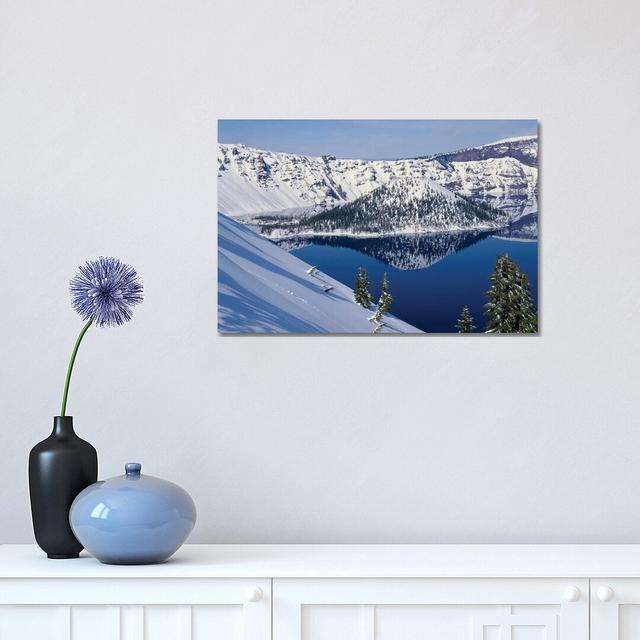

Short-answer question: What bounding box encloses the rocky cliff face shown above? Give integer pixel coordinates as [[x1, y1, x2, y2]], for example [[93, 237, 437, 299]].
[[424, 136, 537, 167], [218, 135, 538, 225]]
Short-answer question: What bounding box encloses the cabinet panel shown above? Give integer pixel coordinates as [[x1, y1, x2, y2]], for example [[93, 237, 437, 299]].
[[274, 578, 588, 640], [301, 604, 368, 640], [591, 578, 640, 640], [0, 605, 69, 639], [72, 605, 120, 640], [0, 578, 270, 640], [192, 604, 244, 640], [376, 604, 516, 640]]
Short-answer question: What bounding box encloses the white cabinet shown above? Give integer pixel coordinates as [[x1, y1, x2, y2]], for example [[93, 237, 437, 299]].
[[5, 544, 640, 640], [273, 578, 588, 640], [0, 576, 271, 640], [591, 579, 640, 640]]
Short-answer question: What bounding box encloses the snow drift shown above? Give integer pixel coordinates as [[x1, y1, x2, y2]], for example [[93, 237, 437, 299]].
[[218, 213, 421, 334]]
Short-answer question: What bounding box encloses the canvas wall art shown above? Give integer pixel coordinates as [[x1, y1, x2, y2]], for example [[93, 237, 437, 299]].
[[217, 120, 538, 334]]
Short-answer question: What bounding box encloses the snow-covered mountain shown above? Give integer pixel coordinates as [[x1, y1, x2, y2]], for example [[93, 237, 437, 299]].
[[218, 213, 421, 334], [420, 136, 537, 167], [218, 136, 538, 226], [255, 176, 508, 238], [297, 176, 510, 236]]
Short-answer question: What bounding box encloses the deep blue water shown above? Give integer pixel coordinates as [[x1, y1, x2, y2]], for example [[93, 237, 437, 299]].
[[286, 233, 538, 333]]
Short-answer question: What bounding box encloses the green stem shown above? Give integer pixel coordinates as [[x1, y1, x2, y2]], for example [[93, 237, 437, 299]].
[[60, 319, 92, 417]]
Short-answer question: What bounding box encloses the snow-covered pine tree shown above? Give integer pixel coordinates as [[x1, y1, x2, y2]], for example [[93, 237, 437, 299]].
[[484, 254, 515, 333], [484, 254, 537, 333], [514, 268, 538, 333], [456, 306, 475, 332], [378, 272, 393, 314], [354, 267, 373, 308], [369, 273, 394, 324]]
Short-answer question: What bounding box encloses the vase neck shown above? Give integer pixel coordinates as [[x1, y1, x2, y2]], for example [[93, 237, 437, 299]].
[[52, 416, 76, 439]]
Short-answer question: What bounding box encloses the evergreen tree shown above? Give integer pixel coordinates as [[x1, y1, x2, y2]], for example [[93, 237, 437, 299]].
[[354, 267, 372, 308], [513, 269, 538, 333], [456, 306, 475, 332], [378, 272, 393, 314], [369, 272, 393, 323], [484, 254, 537, 333]]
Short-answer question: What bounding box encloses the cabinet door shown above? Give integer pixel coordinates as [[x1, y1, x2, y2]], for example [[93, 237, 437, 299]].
[[273, 578, 588, 640], [0, 577, 271, 640], [591, 578, 640, 639]]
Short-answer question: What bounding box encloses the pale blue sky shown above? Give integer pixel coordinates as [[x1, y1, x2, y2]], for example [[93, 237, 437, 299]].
[[218, 119, 538, 160]]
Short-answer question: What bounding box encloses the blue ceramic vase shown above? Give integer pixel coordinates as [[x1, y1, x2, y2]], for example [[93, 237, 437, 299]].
[[69, 463, 196, 565]]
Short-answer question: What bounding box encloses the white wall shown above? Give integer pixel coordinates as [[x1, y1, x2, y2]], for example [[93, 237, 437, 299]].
[[1, 0, 639, 544]]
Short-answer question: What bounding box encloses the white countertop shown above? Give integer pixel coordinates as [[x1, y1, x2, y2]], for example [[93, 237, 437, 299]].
[[3, 544, 640, 579]]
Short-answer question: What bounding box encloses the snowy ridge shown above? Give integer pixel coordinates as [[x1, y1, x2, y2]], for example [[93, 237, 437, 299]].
[[270, 176, 509, 237], [488, 135, 537, 145], [396, 174, 459, 201], [218, 137, 538, 224], [426, 135, 537, 171], [217, 213, 421, 334]]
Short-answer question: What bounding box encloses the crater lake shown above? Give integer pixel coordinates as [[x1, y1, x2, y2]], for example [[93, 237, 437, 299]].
[[279, 232, 538, 333]]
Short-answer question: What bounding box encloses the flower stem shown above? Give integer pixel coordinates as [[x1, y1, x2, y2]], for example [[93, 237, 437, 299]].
[[60, 319, 92, 417]]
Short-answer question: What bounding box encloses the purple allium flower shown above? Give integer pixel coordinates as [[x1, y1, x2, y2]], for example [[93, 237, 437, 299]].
[[70, 257, 143, 327]]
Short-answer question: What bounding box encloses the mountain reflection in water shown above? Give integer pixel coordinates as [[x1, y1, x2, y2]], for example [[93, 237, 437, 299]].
[[277, 230, 538, 333], [276, 229, 493, 271]]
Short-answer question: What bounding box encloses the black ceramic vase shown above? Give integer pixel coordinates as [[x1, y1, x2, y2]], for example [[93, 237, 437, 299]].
[[29, 416, 98, 558]]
